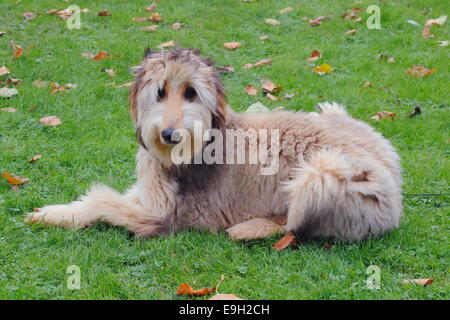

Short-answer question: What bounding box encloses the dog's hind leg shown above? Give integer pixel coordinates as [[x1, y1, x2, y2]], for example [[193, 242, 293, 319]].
[[283, 148, 402, 241], [226, 218, 284, 240], [24, 185, 169, 237]]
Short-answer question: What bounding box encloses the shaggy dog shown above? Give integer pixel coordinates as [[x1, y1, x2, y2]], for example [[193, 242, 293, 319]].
[[26, 48, 403, 241]]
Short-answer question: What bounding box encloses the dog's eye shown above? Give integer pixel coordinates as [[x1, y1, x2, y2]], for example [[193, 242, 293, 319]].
[[157, 87, 166, 101], [184, 87, 197, 100]]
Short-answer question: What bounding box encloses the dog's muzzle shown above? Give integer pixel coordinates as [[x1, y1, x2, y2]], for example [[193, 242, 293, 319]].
[[161, 127, 180, 144]]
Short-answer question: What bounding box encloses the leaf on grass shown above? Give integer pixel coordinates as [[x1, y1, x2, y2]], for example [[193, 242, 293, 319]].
[[309, 19, 322, 26], [342, 11, 361, 22], [243, 59, 272, 69], [403, 279, 433, 286], [406, 65, 435, 77], [32, 79, 49, 88], [407, 106, 421, 118], [345, 29, 357, 35], [265, 18, 280, 26], [2, 171, 29, 185], [438, 40, 449, 47], [262, 81, 282, 93], [5, 78, 22, 86], [209, 294, 244, 300], [50, 82, 77, 94], [23, 12, 36, 20], [176, 283, 216, 296], [0, 66, 11, 77], [0, 87, 18, 98], [259, 35, 270, 40], [279, 7, 293, 14], [157, 40, 174, 49], [266, 93, 280, 101], [98, 11, 112, 17], [0, 107, 16, 112], [149, 13, 163, 22], [105, 69, 116, 77], [307, 50, 321, 62], [313, 63, 333, 75], [118, 82, 133, 88], [370, 111, 397, 121], [245, 84, 258, 96], [172, 22, 181, 30], [11, 43, 23, 60], [93, 51, 112, 61], [141, 25, 158, 32], [274, 232, 297, 251], [224, 42, 241, 50], [40, 116, 62, 126], [29, 154, 42, 163], [425, 15, 447, 26], [362, 81, 373, 88], [217, 65, 235, 74], [145, 2, 157, 12], [133, 17, 148, 22]]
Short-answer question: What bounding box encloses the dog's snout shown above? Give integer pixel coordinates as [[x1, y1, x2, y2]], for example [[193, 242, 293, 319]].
[[161, 127, 180, 144]]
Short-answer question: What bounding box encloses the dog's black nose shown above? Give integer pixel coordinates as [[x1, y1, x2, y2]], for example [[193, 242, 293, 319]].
[[161, 127, 179, 144]]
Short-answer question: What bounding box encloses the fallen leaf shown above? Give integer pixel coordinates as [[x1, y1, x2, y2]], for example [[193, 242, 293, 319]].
[[0, 107, 16, 112], [176, 283, 216, 296], [422, 25, 433, 38], [92, 51, 112, 61], [23, 12, 36, 20], [2, 171, 29, 185], [28, 105, 38, 112], [29, 154, 42, 163], [0, 66, 11, 77], [81, 8, 90, 14], [149, 13, 163, 22], [224, 42, 241, 50], [265, 18, 280, 26], [145, 2, 157, 11], [40, 116, 62, 126], [266, 93, 280, 101], [345, 29, 357, 35], [307, 50, 321, 62], [313, 63, 333, 75], [388, 57, 395, 63], [172, 22, 181, 30], [118, 82, 133, 88], [243, 59, 272, 69], [438, 40, 449, 47], [342, 11, 361, 22], [46, 9, 59, 15], [403, 279, 433, 286], [0, 87, 18, 98], [141, 25, 158, 32], [309, 19, 322, 26], [279, 7, 293, 14], [133, 17, 148, 22], [262, 81, 282, 93], [217, 65, 235, 74], [425, 15, 447, 26], [0, 31, 6, 37], [362, 81, 373, 88], [352, 8, 362, 12], [259, 35, 270, 40], [406, 65, 435, 77], [370, 111, 397, 121], [407, 106, 421, 118], [98, 11, 112, 17], [157, 40, 174, 49], [105, 69, 116, 77], [244, 84, 258, 96], [5, 78, 22, 86], [209, 294, 244, 300], [11, 43, 23, 60], [274, 232, 297, 251], [32, 79, 49, 88]]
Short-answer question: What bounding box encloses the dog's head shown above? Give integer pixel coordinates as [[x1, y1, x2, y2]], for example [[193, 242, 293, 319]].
[[130, 48, 226, 166]]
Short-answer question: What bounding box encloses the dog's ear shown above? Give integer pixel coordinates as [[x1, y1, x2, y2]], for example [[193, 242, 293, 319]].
[[213, 74, 227, 132], [129, 65, 145, 123]]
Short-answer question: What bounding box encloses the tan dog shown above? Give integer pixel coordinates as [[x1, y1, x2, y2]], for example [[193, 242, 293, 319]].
[[26, 48, 403, 241]]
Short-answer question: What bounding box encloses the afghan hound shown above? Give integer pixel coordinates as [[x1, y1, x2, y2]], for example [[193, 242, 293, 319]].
[[26, 48, 403, 241]]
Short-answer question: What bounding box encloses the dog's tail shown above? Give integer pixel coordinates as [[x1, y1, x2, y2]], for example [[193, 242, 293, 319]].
[[317, 102, 348, 116]]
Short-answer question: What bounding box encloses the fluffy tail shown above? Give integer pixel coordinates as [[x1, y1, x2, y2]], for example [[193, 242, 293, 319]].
[[317, 102, 348, 116]]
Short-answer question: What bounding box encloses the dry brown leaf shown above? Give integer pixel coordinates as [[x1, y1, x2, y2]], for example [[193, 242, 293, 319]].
[[11, 43, 24, 60], [40, 116, 62, 126], [342, 12, 361, 21], [245, 84, 258, 96], [406, 65, 435, 77], [133, 17, 148, 22], [0, 66, 11, 77], [274, 232, 297, 250], [209, 294, 244, 300], [32, 79, 49, 88], [266, 93, 280, 101], [309, 19, 322, 26], [2, 171, 29, 185], [362, 81, 373, 88], [279, 7, 293, 14], [259, 35, 270, 41], [172, 22, 181, 30], [46, 9, 59, 15], [262, 81, 280, 93], [307, 50, 321, 62], [224, 42, 241, 50], [157, 40, 174, 49], [0, 107, 16, 112], [425, 16, 447, 26], [314, 63, 333, 75], [29, 154, 42, 163], [92, 51, 112, 61], [243, 59, 272, 69], [176, 283, 216, 296], [145, 2, 157, 12], [370, 111, 397, 121], [6, 78, 22, 86], [149, 13, 163, 22], [345, 29, 357, 35], [118, 82, 133, 88], [141, 25, 158, 32], [403, 279, 433, 286], [98, 11, 112, 17], [265, 18, 280, 26], [217, 65, 235, 74], [23, 12, 36, 20], [422, 25, 433, 38]]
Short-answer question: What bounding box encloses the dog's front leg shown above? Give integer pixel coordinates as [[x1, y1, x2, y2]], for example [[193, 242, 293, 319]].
[[226, 218, 285, 240]]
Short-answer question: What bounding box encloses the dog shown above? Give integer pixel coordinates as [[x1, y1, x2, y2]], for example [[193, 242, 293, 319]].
[[25, 48, 403, 241]]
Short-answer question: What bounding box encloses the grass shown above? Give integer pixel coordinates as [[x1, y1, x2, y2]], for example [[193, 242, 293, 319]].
[[0, 0, 449, 299]]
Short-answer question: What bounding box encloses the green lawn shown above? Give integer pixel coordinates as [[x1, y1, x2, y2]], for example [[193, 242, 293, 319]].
[[0, 0, 449, 299]]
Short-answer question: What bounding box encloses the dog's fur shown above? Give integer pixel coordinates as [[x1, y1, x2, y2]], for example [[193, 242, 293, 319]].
[[25, 48, 403, 241]]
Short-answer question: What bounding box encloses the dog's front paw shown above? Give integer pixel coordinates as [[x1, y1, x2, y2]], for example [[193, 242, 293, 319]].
[[24, 204, 85, 228], [226, 218, 284, 240]]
